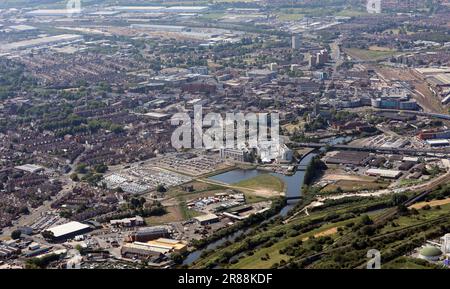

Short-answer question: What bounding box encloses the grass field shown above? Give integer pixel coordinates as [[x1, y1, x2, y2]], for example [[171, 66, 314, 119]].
[[383, 257, 440, 269], [276, 13, 304, 21], [320, 180, 389, 193], [233, 174, 285, 193], [192, 198, 375, 269], [409, 198, 450, 210], [200, 13, 226, 21], [336, 9, 370, 17], [145, 205, 184, 225], [166, 181, 226, 199], [399, 179, 423, 187], [191, 175, 450, 269], [345, 48, 399, 61], [368, 45, 396, 52], [228, 219, 352, 269], [380, 203, 450, 234]]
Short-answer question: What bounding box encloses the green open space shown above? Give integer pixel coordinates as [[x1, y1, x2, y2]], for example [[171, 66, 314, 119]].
[[320, 180, 389, 194], [345, 48, 399, 61], [233, 174, 286, 193], [380, 203, 450, 234]]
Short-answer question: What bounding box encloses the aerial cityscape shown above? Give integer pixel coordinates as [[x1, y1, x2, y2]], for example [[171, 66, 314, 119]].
[[1, 0, 450, 272]]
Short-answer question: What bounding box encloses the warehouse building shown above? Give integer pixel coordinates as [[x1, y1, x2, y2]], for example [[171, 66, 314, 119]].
[[143, 112, 171, 121], [129, 226, 171, 242], [324, 151, 371, 166], [398, 161, 415, 171], [147, 238, 187, 254], [112, 6, 208, 14], [426, 139, 450, 147], [220, 148, 251, 162], [194, 213, 219, 225], [246, 69, 277, 82], [366, 168, 402, 179], [110, 216, 144, 228], [26, 9, 83, 17], [418, 129, 450, 140], [121, 242, 166, 260], [45, 221, 92, 242], [14, 164, 44, 174], [130, 24, 190, 33], [0, 245, 20, 259], [1, 34, 83, 52]]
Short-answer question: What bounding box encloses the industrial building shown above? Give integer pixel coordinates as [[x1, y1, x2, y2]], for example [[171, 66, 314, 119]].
[[121, 242, 166, 260], [130, 24, 190, 33], [419, 246, 443, 261], [414, 67, 450, 98], [0, 245, 20, 259], [26, 9, 83, 17], [371, 97, 418, 110], [292, 35, 301, 50], [220, 148, 251, 162], [14, 164, 44, 174], [366, 168, 402, 179], [279, 144, 293, 162], [1, 34, 83, 52], [110, 216, 144, 228], [246, 69, 277, 82], [111, 6, 208, 14], [9, 25, 37, 32], [418, 129, 450, 140], [441, 234, 450, 254], [324, 151, 371, 166], [129, 226, 171, 242], [441, 233, 450, 254], [426, 139, 450, 147], [143, 112, 171, 121], [45, 221, 92, 241], [165, 6, 209, 13], [194, 213, 220, 225], [147, 238, 187, 254]]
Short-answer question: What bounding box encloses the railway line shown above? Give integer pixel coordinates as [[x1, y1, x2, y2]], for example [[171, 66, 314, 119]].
[[374, 171, 450, 224]]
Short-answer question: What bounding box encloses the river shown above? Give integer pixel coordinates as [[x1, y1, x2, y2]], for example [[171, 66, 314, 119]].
[[182, 152, 317, 266]]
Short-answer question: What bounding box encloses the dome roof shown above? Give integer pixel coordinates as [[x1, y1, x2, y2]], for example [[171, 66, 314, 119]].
[[420, 246, 442, 257]]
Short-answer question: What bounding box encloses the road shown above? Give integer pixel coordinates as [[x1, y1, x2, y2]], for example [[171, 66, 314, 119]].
[[330, 36, 344, 80]]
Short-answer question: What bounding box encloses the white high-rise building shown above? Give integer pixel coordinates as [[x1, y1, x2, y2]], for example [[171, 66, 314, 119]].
[[292, 35, 301, 50], [367, 0, 382, 14], [442, 233, 450, 254], [269, 63, 278, 71]]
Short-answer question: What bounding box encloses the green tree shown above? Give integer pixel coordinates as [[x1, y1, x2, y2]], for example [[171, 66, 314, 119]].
[[171, 252, 184, 264], [75, 163, 88, 174], [11, 230, 21, 240], [94, 164, 108, 174], [360, 215, 373, 226], [391, 194, 408, 206], [41, 230, 55, 241], [70, 173, 79, 182], [156, 185, 167, 193]]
